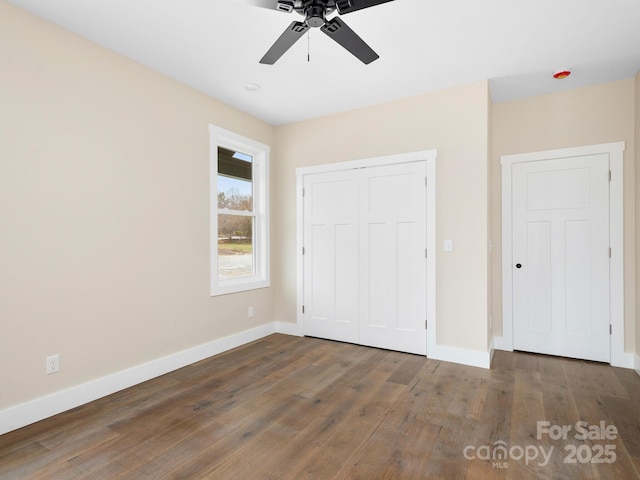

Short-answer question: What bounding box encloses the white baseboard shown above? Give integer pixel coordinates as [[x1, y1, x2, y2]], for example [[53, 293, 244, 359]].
[[0, 323, 278, 436], [635, 354, 640, 377], [493, 335, 513, 352], [611, 351, 635, 369], [275, 321, 303, 337], [428, 344, 491, 369]]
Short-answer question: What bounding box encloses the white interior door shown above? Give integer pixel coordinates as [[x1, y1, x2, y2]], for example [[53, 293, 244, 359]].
[[359, 162, 427, 354], [512, 154, 610, 362], [303, 170, 359, 343], [302, 161, 427, 355]]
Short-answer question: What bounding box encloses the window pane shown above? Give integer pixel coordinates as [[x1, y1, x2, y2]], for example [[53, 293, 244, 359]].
[[217, 176, 252, 211], [218, 147, 252, 211], [218, 214, 254, 279]]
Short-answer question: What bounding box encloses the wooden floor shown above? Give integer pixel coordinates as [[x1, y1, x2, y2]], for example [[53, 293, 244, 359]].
[[1, 334, 640, 479]]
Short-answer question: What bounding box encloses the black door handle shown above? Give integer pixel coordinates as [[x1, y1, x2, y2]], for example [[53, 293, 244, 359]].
[[515, 263, 522, 269]]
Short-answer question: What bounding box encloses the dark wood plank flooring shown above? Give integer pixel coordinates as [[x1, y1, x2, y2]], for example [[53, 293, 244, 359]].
[[1, 334, 639, 479]]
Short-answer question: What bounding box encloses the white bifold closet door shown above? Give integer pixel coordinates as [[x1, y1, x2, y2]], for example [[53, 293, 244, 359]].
[[303, 161, 427, 355]]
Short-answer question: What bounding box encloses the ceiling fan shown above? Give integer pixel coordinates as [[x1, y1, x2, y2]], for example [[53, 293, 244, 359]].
[[244, 0, 395, 65]]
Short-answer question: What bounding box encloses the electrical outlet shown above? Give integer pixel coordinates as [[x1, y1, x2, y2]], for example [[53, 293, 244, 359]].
[[248, 306, 254, 318], [46, 354, 60, 375]]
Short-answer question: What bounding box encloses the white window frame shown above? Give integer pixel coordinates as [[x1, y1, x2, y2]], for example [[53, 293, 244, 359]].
[[209, 125, 270, 296]]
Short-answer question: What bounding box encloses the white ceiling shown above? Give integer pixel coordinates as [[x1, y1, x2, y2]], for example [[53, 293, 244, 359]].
[[7, 0, 640, 125]]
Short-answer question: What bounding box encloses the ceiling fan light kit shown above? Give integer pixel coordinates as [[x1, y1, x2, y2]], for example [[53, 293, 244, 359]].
[[245, 0, 395, 65]]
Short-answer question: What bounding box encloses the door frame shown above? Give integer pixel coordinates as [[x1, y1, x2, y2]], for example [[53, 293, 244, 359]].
[[296, 150, 437, 356], [499, 142, 631, 367]]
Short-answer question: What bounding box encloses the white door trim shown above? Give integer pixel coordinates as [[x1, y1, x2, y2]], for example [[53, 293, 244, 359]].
[[296, 150, 437, 356], [499, 142, 632, 368]]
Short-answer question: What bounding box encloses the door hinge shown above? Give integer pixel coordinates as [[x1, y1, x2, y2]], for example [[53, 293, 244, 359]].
[[425, 320, 428, 330], [425, 248, 428, 258], [610, 324, 612, 335], [609, 247, 612, 258], [425, 177, 427, 187], [302, 247, 305, 255], [302, 305, 305, 314], [609, 171, 612, 182], [302, 188, 305, 196]]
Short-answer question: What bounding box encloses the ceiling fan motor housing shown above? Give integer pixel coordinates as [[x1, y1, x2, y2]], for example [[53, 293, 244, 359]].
[[305, 3, 326, 27]]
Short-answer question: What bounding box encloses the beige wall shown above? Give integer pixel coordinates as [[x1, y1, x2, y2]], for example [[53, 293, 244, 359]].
[[0, 1, 276, 409], [492, 79, 637, 353], [274, 82, 491, 353]]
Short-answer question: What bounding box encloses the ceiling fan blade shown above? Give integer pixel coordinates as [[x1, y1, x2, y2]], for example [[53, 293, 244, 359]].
[[335, 0, 395, 14], [240, 0, 283, 11], [260, 21, 310, 64], [240, 0, 298, 12], [320, 17, 379, 64]]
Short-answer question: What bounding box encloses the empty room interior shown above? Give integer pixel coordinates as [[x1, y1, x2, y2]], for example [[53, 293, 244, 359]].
[[2, 0, 640, 478]]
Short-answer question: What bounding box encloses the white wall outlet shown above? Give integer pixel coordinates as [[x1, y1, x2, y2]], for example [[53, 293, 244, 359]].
[[46, 354, 60, 375], [248, 306, 254, 318], [444, 239, 454, 252]]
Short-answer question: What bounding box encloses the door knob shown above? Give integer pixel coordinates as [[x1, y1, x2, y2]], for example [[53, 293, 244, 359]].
[[515, 263, 522, 269]]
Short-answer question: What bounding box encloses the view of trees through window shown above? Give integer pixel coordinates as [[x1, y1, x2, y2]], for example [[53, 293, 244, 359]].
[[217, 147, 254, 278]]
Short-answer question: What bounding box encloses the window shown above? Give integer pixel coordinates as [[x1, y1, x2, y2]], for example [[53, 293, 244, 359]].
[[210, 125, 270, 295]]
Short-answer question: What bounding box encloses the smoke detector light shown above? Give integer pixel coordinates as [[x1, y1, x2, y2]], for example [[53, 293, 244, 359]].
[[553, 70, 571, 80]]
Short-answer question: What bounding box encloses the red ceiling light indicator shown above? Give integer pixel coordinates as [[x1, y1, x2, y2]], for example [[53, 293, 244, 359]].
[[553, 70, 572, 79]]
